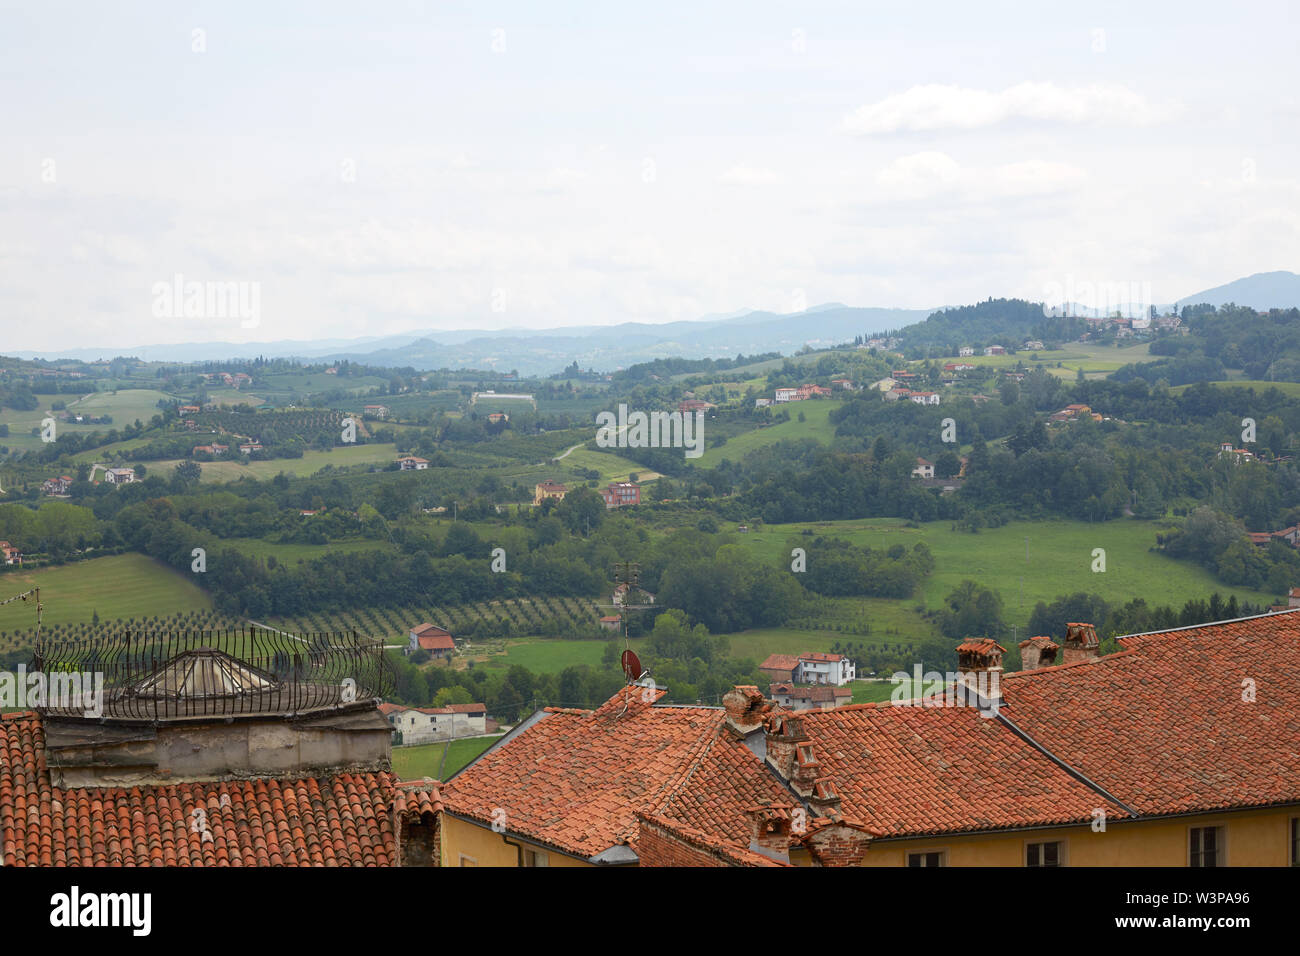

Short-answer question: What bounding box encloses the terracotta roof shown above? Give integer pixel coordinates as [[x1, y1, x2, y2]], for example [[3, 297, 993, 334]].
[[0, 712, 441, 866], [440, 688, 790, 861], [790, 702, 1130, 838], [759, 654, 799, 671], [410, 623, 450, 637], [1001, 611, 1300, 817], [798, 652, 846, 663], [416, 633, 455, 651]]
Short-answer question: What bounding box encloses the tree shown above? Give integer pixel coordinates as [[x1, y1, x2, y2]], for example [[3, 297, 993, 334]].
[[174, 460, 202, 484], [556, 486, 605, 535]]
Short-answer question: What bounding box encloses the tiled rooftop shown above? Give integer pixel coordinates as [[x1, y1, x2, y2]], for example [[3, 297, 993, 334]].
[[0, 711, 439, 866], [440, 687, 790, 860]]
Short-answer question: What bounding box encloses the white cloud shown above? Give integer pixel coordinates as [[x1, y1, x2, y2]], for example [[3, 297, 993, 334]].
[[843, 82, 1181, 134], [718, 165, 781, 185]]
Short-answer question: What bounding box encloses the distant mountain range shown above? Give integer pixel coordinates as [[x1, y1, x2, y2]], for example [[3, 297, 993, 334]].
[[13, 272, 1300, 375]]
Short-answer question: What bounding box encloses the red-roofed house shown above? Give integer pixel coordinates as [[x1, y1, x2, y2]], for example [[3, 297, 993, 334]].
[[408, 623, 455, 659], [758, 654, 800, 683]]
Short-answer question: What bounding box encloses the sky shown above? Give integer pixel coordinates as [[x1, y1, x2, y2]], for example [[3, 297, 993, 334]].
[[1, 0, 1298, 351]]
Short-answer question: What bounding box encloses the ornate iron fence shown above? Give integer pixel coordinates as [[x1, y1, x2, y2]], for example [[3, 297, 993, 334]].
[[31, 627, 392, 721]]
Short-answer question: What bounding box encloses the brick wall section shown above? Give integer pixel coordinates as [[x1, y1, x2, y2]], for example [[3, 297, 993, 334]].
[[635, 813, 787, 867]]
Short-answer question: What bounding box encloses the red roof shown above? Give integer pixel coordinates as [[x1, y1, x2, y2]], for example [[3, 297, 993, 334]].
[[759, 654, 799, 672], [440, 689, 790, 860], [798, 652, 846, 663], [789, 702, 1130, 838], [1001, 611, 1300, 817], [0, 712, 441, 866]]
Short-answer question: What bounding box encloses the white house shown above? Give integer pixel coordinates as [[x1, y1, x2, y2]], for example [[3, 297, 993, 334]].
[[104, 467, 136, 484], [796, 653, 856, 686], [911, 457, 935, 479], [380, 702, 487, 745], [958, 347, 975, 357], [909, 391, 940, 405], [774, 387, 798, 403], [398, 456, 429, 471]]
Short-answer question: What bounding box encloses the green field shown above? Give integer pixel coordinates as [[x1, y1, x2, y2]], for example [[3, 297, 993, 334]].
[[1, 389, 173, 452], [474, 636, 643, 674], [555, 447, 661, 483], [392, 734, 505, 780], [150, 442, 401, 482], [731, 517, 1275, 624], [695, 400, 842, 468], [0, 552, 213, 632], [222, 537, 397, 563], [1169, 380, 1300, 397]]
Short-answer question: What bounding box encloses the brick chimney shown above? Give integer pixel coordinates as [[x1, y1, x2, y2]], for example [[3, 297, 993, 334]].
[[745, 805, 795, 863], [764, 711, 809, 783], [722, 685, 770, 736], [955, 638, 1005, 709], [1018, 636, 1060, 671], [1061, 622, 1100, 665]]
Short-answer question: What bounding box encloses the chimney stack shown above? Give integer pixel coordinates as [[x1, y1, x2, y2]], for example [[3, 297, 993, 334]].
[[1062, 623, 1100, 664], [1018, 636, 1060, 671], [955, 638, 1005, 709], [722, 685, 770, 736], [745, 805, 794, 863]]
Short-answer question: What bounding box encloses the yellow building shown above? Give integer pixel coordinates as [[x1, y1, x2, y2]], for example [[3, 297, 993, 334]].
[[532, 479, 566, 506], [437, 611, 1300, 867]]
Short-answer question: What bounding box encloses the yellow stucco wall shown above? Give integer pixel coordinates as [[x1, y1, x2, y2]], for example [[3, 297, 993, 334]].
[[440, 814, 593, 867], [860, 807, 1297, 866], [439, 807, 1297, 866]]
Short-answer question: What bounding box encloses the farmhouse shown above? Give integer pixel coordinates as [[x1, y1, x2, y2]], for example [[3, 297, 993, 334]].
[[193, 443, 229, 456], [958, 346, 975, 357], [178, 405, 201, 415], [911, 457, 935, 479], [758, 653, 800, 683], [774, 387, 799, 403], [408, 623, 456, 659], [486, 411, 509, 424], [1219, 441, 1257, 463], [769, 683, 852, 711], [601, 481, 640, 509], [41, 475, 73, 496], [677, 398, 717, 413], [909, 391, 940, 405], [238, 442, 262, 454], [984, 345, 1006, 356], [831, 378, 855, 390], [943, 362, 976, 372], [383, 702, 487, 745], [612, 582, 655, 606], [796, 384, 832, 400], [534, 479, 567, 505], [599, 615, 622, 631], [398, 456, 430, 471], [0, 540, 21, 566], [796, 652, 856, 685], [363, 404, 391, 419], [104, 467, 136, 484]]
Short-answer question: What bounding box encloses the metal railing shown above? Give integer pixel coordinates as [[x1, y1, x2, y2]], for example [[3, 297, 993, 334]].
[[31, 626, 391, 721]]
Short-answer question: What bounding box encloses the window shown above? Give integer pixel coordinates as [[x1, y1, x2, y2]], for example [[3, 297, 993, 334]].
[[1026, 840, 1064, 867], [1291, 819, 1299, 866], [907, 850, 945, 867], [524, 849, 549, 868], [1190, 826, 1223, 867]]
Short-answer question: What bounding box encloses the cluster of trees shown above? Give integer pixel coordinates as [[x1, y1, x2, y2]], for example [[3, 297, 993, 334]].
[[1159, 506, 1300, 591], [1027, 589, 1268, 643], [894, 298, 1087, 357], [799, 536, 934, 599]]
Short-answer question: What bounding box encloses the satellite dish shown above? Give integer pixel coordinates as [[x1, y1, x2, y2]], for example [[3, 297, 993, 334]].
[[621, 649, 642, 683]]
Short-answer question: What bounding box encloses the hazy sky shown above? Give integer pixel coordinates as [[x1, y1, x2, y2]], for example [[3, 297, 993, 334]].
[[2, 0, 1298, 350]]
